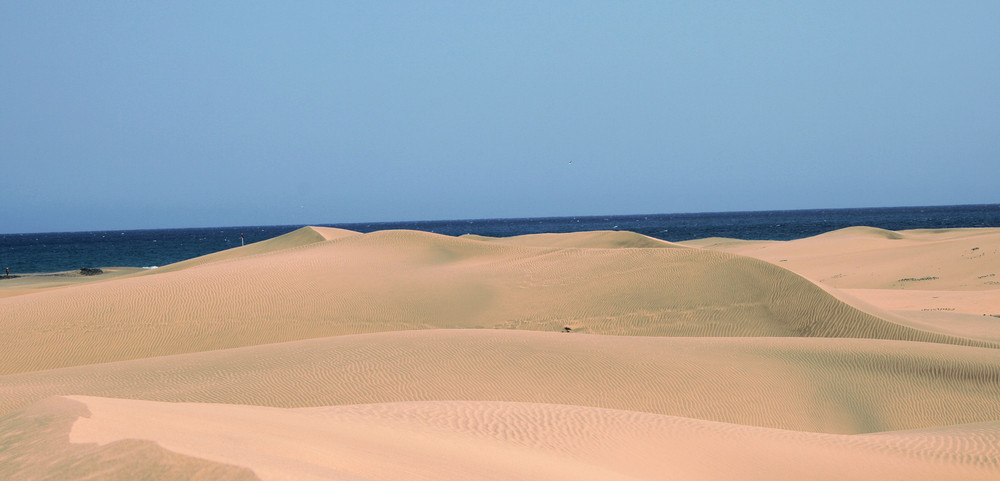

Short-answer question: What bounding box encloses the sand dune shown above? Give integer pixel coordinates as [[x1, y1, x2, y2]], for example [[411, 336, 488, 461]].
[[684, 227, 1000, 340], [683, 226, 1000, 291], [2, 228, 993, 375], [132, 226, 358, 275], [2, 226, 998, 479], [3, 396, 997, 481], [1, 330, 998, 434]]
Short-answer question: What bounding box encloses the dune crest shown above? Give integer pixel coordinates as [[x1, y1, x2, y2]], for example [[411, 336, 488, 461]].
[[462, 230, 685, 249], [139, 226, 359, 275]]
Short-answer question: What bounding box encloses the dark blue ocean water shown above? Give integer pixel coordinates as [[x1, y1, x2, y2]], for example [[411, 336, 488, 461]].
[[2, 204, 999, 274]]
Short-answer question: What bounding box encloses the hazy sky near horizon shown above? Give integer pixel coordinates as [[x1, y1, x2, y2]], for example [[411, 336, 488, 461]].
[[3, 1, 998, 233]]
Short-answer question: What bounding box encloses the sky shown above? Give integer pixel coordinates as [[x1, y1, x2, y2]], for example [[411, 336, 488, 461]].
[[2, 1, 998, 233]]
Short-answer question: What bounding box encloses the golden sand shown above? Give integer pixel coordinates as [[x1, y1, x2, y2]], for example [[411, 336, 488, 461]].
[[2, 226, 998, 480]]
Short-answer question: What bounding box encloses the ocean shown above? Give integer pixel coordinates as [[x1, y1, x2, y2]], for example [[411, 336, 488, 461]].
[[2, 204, 999, 275]]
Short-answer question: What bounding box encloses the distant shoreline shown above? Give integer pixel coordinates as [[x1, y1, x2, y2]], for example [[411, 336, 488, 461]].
[[3, 204, 999, 274]]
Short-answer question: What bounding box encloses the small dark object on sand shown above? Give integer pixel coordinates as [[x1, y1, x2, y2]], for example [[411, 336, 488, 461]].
[[79, 268, 104, 276], [563, 326, 572, 332]]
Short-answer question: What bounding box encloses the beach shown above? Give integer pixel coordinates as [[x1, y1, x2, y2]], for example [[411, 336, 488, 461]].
[[2, 226, 998, 480]]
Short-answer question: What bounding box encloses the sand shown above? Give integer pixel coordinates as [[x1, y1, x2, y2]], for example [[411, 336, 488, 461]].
[[2, 225, 998, 480]]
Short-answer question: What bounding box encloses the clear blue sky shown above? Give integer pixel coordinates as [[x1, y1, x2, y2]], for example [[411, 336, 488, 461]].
[[3, 1, 998, 233]]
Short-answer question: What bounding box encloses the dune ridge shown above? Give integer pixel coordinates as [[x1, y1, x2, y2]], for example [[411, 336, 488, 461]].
[[2, 229, 995, 375], [2, 226, 998, 480], [461, 230, 684, 249], [130, 226, 358, 275]]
